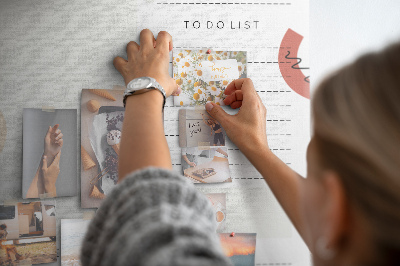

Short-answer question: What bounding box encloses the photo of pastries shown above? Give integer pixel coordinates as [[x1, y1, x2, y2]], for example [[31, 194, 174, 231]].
[[80, 89, 125, 208]]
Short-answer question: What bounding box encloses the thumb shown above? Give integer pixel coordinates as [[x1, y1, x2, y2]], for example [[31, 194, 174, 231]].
[[51, 151, 61, 167], [42, 156, 48, 171], [205, 102, 231, 126]]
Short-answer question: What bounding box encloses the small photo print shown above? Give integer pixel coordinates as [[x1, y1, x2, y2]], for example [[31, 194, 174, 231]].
[[219, 233, 256, 266], [182, 147, 231, 183], [80, 89, 125, 208], [61, 219, 92, 266], [22, 108, 77, 199], [179, 109, 226, 148], [206, 193, 226, 232], [173, 49, 247, 106], [0, 201, 57, 265]]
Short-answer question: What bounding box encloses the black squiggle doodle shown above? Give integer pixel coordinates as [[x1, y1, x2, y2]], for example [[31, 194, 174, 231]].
[[285, 51, 310, 70], [285, 51, 310, 83]]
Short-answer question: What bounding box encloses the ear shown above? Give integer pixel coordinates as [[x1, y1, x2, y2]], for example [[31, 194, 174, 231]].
[[321, 171, 350, 251]]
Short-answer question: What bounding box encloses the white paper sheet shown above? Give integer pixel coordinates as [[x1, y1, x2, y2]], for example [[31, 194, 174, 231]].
[[132, 0, 311, 265]]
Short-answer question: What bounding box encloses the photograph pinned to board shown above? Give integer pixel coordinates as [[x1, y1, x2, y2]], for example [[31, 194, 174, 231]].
[[61, 219, 92, 266], [173, 49, 247, 106], [179, 108, 226, 148], [22, 108, 77, 199], [206, 193, 226, 232], [182, 146, 231, 183], [219, 233, 256, 266], [81, 88, 127, 208], [0, 201, 57, 265]]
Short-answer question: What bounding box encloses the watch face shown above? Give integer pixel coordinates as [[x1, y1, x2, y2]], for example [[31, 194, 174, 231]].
[[131, 77, 151, 90]]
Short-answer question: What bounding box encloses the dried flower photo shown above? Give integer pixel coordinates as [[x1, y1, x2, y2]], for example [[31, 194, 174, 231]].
[[173, 49, 247, 106]]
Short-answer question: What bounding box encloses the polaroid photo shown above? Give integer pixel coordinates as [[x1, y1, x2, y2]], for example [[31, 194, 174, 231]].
[[206, 193, 226, 232], [81, 89, 125, 208], [182, 146, 231, 183], [22, 108, 77, 199], [179, 109, 226, 148], [219, 233, 257, 266], [0, 201, 57, 265], [173, 49, 247, 106], [61, 219, 92, 266]]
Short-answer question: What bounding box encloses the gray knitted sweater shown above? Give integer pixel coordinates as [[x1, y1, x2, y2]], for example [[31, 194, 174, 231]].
[[81, 167, 232, 266]]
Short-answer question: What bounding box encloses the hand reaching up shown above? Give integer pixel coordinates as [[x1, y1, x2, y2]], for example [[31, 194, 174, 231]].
[[44, 124, 63, 165]]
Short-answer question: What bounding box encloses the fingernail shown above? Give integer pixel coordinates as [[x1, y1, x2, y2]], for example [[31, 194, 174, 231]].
[[205, 102, 214, 111], [177, 85, 182, 94], [43, 156, 47, 159]]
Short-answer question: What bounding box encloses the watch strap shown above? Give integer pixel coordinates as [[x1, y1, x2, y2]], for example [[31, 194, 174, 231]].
[[123, 77, 166, 109]]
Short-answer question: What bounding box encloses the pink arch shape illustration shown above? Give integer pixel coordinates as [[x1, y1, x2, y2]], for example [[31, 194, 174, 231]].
[[278, 28, 310, 99]]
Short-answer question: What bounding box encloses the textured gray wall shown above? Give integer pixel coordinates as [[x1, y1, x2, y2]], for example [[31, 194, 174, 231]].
[[0, 1, 134, 264]]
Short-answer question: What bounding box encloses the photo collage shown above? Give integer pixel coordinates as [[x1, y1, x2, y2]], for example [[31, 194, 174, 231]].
[[1, 50, 255, 266]]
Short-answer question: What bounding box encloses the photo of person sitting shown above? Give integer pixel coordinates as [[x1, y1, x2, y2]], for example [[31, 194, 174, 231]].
[[201, 113, 225, 146], [0, 224, 25, 263]]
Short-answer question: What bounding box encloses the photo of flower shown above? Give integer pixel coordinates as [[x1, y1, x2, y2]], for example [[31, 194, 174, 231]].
[[173, 49, 247, 106]]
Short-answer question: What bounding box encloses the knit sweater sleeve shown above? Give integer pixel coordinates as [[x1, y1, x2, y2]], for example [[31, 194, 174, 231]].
[[81, 167, 232, 266]]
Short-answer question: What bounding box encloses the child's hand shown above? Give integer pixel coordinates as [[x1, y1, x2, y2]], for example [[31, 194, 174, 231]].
[[113, 29, 180, 97], [205, 78, 269, 155]]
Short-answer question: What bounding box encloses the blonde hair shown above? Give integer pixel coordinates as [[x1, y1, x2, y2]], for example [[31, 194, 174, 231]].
[[312, 43, 400, 264]]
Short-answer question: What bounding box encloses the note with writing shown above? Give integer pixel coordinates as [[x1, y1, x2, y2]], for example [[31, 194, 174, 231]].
[[173, 49, 246, 106]]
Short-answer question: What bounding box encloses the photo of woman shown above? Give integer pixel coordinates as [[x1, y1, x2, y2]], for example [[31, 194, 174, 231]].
[[201, 113, 225, 146]]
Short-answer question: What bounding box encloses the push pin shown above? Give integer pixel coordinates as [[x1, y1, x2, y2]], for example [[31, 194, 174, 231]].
[[206, 49, 212, 54], [230, 232, 235, 237]]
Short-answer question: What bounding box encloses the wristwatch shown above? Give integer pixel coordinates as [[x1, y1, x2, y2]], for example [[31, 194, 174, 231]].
[[123, 77, 166, 108]]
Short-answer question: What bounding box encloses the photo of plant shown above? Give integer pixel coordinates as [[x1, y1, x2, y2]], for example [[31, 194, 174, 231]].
[[173, 49, 247, 106]]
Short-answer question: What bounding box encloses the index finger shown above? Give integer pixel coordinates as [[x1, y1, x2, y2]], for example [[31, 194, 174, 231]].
[[155, 31, 173, 52], [51, 124, 59, 133]]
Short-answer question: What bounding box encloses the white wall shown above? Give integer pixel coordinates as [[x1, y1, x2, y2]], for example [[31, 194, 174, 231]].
[[310, 0, 400, 91]]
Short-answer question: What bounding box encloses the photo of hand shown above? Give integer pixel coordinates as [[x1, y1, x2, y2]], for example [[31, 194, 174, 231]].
[[26, 124, 63, 198]]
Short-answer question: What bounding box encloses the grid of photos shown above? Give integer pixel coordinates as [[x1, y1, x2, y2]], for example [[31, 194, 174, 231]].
[[0, 201, 57, 265], [22, 109, 77, 199], [81, 89, 125, 208], [206, 193, 226, 232], [219, 233, 257, 266], [61, 219, 91, 266], [173, 49, 247, 106]]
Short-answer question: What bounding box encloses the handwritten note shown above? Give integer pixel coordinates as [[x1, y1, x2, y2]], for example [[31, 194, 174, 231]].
[[199, 59, 239, 82]]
